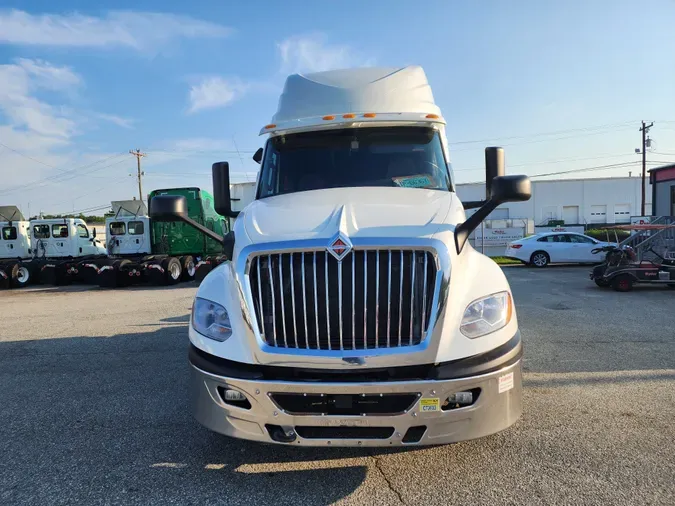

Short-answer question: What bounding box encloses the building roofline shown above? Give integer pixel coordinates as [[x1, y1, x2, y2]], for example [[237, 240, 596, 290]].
[[648, 163, 675, 173]]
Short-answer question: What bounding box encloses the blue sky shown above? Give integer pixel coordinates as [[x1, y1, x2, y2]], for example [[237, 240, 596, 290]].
[[1, 0, 675, 216]]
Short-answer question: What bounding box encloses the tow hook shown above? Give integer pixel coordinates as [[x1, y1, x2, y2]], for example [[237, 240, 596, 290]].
[[267, 425, 297, 443]]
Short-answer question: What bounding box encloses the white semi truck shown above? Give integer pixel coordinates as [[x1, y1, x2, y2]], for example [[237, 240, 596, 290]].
[[150, 66, 531, 446], [0, 206, 106, 288], [0, 188, 228, 289]]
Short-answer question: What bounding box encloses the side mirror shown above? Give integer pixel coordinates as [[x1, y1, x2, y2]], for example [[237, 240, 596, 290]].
[[149, 195, 188, 221], [92, 228, 97, 238], [489, 174, 531, 203], [455, 147, 531, 254], [213, 161, 239, 218], [463, 147, 507, 210], [252, 148, 263, 164]]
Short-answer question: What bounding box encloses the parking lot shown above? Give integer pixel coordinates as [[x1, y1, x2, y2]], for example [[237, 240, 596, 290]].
[[1, 267, 673, 506]]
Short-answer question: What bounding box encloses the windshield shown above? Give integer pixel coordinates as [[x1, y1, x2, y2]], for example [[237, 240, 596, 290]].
[[257, 127, 453, 198]]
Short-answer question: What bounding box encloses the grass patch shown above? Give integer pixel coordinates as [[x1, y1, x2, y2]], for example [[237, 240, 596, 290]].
[[492, 256, 523, 265]]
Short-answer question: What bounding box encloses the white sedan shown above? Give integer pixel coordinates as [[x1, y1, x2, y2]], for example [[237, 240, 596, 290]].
[[505, 232, 612, 267]]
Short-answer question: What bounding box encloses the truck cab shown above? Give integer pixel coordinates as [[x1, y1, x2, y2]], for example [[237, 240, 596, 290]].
[[0, 206, 31, 260], [151, 66, 531, 447], [31, 218, 106, 258], [105, 201, 152, 256]]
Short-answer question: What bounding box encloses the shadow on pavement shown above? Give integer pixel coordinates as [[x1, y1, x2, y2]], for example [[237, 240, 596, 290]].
[[0, 325, 419, 505]]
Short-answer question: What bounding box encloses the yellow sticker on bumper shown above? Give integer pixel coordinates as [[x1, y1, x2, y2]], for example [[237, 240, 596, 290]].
[[420, 398, 440, 412]]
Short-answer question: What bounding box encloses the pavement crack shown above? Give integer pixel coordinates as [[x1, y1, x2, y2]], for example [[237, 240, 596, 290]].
[[371, 453, 405, 505]]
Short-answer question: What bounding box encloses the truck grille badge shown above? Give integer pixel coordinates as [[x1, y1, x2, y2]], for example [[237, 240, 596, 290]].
[[327, 234, 352, 262]]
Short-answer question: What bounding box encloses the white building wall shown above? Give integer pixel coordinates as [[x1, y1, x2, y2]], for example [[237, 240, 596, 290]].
[[230, 182, 257, 213], [456, 176, 652, 225]]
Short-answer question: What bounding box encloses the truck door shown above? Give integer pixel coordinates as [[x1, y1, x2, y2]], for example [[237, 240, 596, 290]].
[[76, 223, 96, 255], [50, 223, 72, 257], [127, 219, 150, 255], [32, 223, 53, 257], [107, 221, 126, 255], [1, 224, 19, 258]]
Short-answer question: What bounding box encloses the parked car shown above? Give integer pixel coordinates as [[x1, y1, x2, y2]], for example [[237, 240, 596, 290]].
[[505, 232, 612, 267]]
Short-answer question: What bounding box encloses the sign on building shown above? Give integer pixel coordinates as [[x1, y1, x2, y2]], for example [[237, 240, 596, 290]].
[[473, 227, 526, 247]]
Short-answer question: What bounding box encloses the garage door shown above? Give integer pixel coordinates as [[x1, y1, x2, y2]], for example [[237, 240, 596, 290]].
[[614, 204, 631, 223], [563, 206, 579, 224], [590, 205, 607, 224]]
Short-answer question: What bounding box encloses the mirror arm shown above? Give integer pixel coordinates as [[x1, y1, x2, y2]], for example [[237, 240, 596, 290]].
[[462, 200, 487, 210], [455, 200, 500, 254], [175, 214, 225, 243]]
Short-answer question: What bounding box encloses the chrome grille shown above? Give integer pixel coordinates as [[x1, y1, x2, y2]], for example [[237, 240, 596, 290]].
[[248, 249, 437, 350]]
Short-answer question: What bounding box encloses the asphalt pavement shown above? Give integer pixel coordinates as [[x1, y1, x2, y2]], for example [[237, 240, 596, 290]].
[[1, 267, 673, 505]]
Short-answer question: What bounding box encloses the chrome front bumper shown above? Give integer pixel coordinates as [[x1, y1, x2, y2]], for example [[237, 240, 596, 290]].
[[190, 358, 522, 447]]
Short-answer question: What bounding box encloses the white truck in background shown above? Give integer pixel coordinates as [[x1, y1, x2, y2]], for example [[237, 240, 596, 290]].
[[153, 67, 534, 447], [1, 206, 106, 288]]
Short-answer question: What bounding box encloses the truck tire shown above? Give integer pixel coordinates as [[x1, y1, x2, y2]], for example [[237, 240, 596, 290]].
[[181, 256, 196, 281], [612, 274, 634, 292], [8, 262, 31, 288], [162, 257, 182, 285], [530, 251, 550, 268]]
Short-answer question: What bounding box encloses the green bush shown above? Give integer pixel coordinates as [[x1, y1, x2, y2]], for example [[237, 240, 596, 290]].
[[585, 228, 630, 241]]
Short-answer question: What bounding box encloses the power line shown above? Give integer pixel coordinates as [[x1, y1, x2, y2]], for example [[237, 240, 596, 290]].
[[453, 152, 643, 172], [0, 141, 61, 170], [448, 121, 637, 147], [457, 161, 643, 185], [0, 152, 128, 196]]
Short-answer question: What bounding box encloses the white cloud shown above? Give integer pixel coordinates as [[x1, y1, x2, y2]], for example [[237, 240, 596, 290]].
[[96, 113, 134, 129], [0, 9, 232, 51], [187, 77, 249, 113], [277, 34, 373, 75], [16, 58, 81, 89], [0, 59, 78, 138]]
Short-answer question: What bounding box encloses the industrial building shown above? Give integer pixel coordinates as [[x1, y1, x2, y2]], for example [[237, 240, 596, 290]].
[[231, 175, 654, 228], [649, 164, 675, 217], [457, 176, 653, 226]]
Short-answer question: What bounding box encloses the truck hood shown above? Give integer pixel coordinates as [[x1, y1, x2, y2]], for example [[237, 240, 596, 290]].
[[242, 187, 459, 242]]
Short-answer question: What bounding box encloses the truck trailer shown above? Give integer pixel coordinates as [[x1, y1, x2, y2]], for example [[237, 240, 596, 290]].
[[143, 67, 532, 447]]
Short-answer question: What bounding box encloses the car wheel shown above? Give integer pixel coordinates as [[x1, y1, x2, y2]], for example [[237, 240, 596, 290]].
[[612, 274, 634, 292], [530, 251, 550, 268]]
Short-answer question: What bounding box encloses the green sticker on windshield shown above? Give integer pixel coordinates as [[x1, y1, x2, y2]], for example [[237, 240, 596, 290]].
[[393, 175, 433, 188]]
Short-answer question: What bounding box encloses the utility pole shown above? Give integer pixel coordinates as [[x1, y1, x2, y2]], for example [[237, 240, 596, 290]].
[[129, 149, 146, 203], [639, 121, 654, 216]]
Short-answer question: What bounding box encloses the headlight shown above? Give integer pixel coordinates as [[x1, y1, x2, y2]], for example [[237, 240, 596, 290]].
[[191, 297, 232, 342], [460, 291, 512, 339]]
